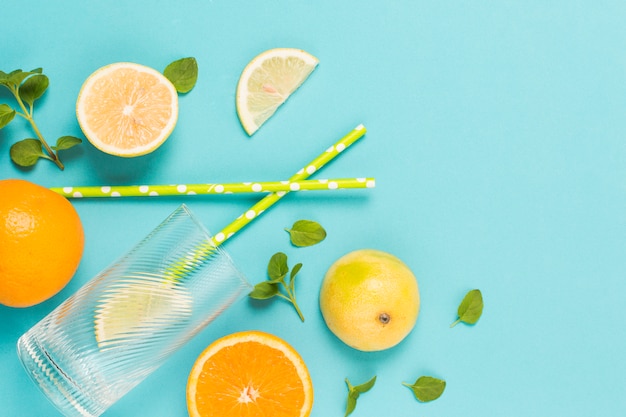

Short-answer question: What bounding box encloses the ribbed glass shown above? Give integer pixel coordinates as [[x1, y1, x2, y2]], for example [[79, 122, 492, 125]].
[[17, 205, 251, 417]]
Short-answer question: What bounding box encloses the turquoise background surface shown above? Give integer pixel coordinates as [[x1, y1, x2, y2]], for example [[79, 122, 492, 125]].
[[2, 1, 626, 416]]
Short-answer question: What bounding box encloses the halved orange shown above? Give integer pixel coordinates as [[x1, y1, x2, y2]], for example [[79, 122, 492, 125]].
[[76, 62, 178, 157], [187, 330, 314, 417]]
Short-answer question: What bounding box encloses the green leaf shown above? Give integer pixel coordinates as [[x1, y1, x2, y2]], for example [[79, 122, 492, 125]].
[[10, 138, 47, 167], [288, 262, 302, 292], [19, 74, 49, 106], [249, 281, 280, 299], [285, 220, 327, 247], [163, 57, 198, 93], [345, 394, 357, 417], [252, 252, 306, 322], [7, 69, 33, 88], [451, 289, 483, 327], [344, 376, 376, 417], [0, 104, 16, 129], [290, 262, 302, 281], [51, 135, 82, 151], [268, 252, 289, 281], [353, 376, 376, 394], [403, 376, 446, 402]]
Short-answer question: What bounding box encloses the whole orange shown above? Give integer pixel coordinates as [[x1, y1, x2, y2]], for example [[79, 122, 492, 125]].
[[0, 179, 84, 308]]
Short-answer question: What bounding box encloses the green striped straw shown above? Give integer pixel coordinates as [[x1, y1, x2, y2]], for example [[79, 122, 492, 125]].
[[51, 178, 375, 198], [211, 123, 367, 246]]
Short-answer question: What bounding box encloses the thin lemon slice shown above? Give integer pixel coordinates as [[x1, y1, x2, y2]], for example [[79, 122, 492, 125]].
[[76, 62, 178, 157], [94, 277, 192, 350], [236, 48, 319, 136]]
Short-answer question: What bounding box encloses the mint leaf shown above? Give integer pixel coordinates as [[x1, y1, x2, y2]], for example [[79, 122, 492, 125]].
[[1, 68, 66, 170], [163, 57, 198, 93], [7, 68, 41, 88], [248, 252, 305, 321], [285, 220, 327, 247], [352, 376, 376, 394], [10, 138, 48, 167], [268, 252, 289, 281], [0, 70, 10, 86], [403, 376, 446, 402], [0, 104, 16, 129], [249, 281, 280, 299], [19, 74, 49, 106], [288, 262, 302, 293], [451, 289, 483, 327], [51, 135, 82, 151], [345, 376, 376, 417], [290, 263, 302, 281]]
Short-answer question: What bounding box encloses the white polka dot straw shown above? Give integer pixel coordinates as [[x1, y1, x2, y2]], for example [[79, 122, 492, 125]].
[[53, 125, 368, 252], [210, 124, 367, 246], [50, 177, 375, 198]]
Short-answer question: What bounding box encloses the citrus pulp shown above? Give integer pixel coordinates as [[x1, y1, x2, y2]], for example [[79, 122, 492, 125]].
[[187, 330, 314, 417], [76, 62, 178, 157], [236, 48, 318, 135]]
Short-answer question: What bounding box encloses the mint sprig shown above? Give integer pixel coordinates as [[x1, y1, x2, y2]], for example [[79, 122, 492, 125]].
[[249, 252, 305, 321], [0, 68, 82, 169], [344, 376, 376, 417]]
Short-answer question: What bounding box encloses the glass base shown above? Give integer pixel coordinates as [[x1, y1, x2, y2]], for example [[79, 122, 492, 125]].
[[17, 332, 105, 417]]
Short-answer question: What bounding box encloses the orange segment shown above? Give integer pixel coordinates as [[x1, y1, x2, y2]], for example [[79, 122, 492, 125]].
[[76, 62, 178, 157], [187, 330, 313, 417]]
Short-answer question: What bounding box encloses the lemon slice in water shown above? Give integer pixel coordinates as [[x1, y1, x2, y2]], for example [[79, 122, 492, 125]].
[[94, 277, 192, 350], [236, 48, 319, 136]]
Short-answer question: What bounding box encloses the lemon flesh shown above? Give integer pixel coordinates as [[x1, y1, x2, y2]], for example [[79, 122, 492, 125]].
[[319, 249, 420, 352], [236, 48, 319, 136], [94, 278, 192, 350], [76, 62, 178, 157]]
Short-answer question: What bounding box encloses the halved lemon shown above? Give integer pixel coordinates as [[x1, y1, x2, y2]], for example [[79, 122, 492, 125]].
[[76, 62, 178, 157], [236, 48, 319, 136]]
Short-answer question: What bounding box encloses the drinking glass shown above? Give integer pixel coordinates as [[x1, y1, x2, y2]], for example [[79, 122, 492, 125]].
[[17, 204, 251, 417]]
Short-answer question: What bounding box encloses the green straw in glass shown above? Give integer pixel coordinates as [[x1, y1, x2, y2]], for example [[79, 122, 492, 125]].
[[51, 177, 375, 198]]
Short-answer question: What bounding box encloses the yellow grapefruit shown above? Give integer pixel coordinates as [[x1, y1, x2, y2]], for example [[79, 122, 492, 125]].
[[319, 249, 420, 351]]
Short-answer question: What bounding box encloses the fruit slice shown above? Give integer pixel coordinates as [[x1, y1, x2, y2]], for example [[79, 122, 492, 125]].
[[236, 48, 318, 135], [94, 278, 192, 350], [187, 330, 314, 417], [76, 62, 178, 157]]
